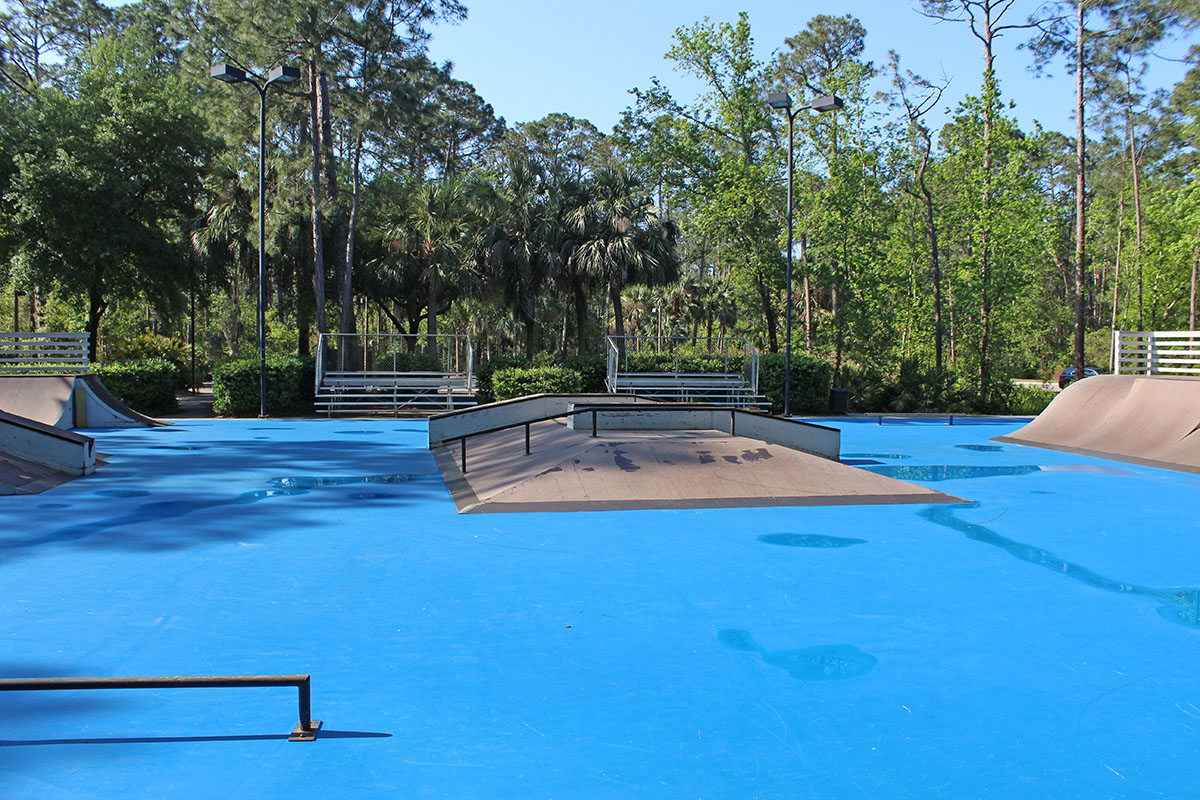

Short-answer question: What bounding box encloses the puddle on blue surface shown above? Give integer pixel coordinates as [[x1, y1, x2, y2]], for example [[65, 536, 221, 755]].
[[93, 489, 151, 498], [335, 430, 384, 435], [866, 465, 1041, 482], [956, 444, 1004, 452], [718, 629, 878, 680], [36, 503, 70, 509], [249, 426, 292, 431], [841, 458, 883, 466], [149, 445, 206, 451], [346, 492, 399, 500], [269, 473, 437, 488], [921, 503, 1200, 629], [757, 533, 867, 548]]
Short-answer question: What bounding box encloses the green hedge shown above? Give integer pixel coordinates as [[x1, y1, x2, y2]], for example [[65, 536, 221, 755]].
[[757, 353, 835, 415], [377, 351, 443, 372], [212, 355, 316, 417], [564, 354, 607, 393], [92, 358, 180, 416], [474, 355, 530, 404], [492, 366, 582, 401], [621, 351, 741, 374], [1006, 386, 1058, 416]]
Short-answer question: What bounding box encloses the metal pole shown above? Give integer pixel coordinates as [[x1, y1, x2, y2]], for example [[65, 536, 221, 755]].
[[784, 109, 795, 419], [257, 84, 268, 419]]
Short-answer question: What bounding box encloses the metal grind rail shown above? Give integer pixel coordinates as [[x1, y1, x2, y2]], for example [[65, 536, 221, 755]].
[[0, 674, 321, 741], [443, 404, 833, 473]]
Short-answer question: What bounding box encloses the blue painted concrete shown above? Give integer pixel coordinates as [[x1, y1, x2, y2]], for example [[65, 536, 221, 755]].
[[2, 417, 1199, 798]]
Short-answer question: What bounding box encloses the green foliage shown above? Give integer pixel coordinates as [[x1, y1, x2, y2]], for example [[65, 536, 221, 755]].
[[1006, 386, 1058, 416], [91, 358, 179, 416], [473, 355, 530, 404], [4, 32, 211, 356], [211, 355, 316, 417], [492, 366, 582, 401], [104, 334, 191, 388], [378, 351, 444, 372], [564, 354, 607, 392], [758, 353, 835, 414], [838, 360, 970, 413]]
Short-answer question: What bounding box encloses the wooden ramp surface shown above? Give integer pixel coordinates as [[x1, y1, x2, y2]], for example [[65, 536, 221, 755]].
[[997, 374, 1200, 473], [435, 420, 962, 513]]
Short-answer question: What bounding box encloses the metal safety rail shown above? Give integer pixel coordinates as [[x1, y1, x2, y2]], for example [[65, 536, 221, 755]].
[[0, 332, 90, 373], [0, 673, 321, 741], [315, 332, 476, 413], [1113, 330, 1200, 376], [604, 336, 766, 407], [440, 403, 835, 473]]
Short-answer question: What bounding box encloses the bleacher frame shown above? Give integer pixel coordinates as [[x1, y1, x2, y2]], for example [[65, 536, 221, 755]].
[[315, 333, 476, 414], [604, 336, 769, 408]]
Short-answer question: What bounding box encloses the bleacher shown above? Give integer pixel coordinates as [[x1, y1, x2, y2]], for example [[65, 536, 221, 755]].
[[604, 336, 769, 409], [314, 334, 477, 414]]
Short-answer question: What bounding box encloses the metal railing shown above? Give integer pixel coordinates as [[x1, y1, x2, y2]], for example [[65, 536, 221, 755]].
[[0, 673, 321, 741], [0, 332, 90, 373], [316, 333, 473, 387], [436, 403, 838, 473], [603, 336, 759, 396], [1113, 330, 1200, 376]]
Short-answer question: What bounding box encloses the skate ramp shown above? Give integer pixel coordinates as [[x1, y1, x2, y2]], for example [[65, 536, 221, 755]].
[[434, 419, 962, 513], [0, 374, 166, 428], [0, 408, 95, 493], [996, 374, 1200, 473]]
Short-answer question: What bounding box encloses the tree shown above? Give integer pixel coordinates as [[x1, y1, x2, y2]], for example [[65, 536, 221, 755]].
[[4, 33, 210, 358]]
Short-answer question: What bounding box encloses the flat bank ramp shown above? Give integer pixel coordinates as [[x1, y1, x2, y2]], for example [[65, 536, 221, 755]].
[[0, 375, 165, 428], [435, 421, 962, 513], [996, 374, 1200, 473]]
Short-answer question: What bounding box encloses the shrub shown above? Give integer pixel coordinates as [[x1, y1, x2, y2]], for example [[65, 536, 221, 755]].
[[1005, 386, 1058, 416], [473, 355, 529, 404], [376, 350, 443, 372], [91, 358, 179, 416], [757, 352, 835, 414], [103, 334, 192, 388], [212, 355, 316, 417], [492, 366, 582, 401], [564, 354, 607, 393]]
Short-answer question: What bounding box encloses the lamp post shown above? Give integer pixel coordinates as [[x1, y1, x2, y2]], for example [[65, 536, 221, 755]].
[[766, 91, 844, 417], [211, 63, 301, 418]]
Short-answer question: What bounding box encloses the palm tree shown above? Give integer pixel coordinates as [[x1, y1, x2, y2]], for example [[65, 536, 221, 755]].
[[476, 156, 562, 360], [569, 167, 679, 358]]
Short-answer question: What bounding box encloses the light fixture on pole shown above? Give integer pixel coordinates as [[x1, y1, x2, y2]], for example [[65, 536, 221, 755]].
[[766, 91, 845, 417], [211, 62, 300, 418]]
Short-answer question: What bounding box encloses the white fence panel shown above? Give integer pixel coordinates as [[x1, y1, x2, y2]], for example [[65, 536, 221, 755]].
[[1113, 330, 1200, 376], [0, 333, 90, 373]]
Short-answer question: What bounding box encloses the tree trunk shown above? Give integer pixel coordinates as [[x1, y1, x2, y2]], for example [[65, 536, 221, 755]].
[[800, 231, 812, 354], [426, 261, 438, 355], [754, 268, 778, 353], [1073, 1, 1087, 388], [344, 132, 364, 340], [317, 71, 349, 335], [574, 283, 588, 355], [86, 283, 107, 362], [1191, 230, 1199, 331], [610, 284, 626, 358], [1112, 193, 1124, 332], [307, 61, 328, 337]]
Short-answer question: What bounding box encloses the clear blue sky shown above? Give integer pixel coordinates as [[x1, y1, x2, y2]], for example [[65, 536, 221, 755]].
[[426, 1, 1194, 137]]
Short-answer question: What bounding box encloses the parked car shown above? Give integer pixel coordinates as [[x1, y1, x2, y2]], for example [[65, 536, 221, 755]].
[[1058, 365, 1101, 388]]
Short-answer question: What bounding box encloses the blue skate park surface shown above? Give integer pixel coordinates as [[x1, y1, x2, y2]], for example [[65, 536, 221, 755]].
[[2, 416, 1199, 798]]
